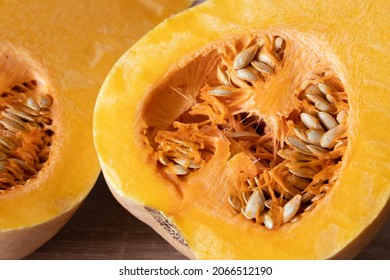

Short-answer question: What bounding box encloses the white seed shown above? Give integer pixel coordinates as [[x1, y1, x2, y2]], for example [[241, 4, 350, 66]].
[[318, 83, 335, 95], [263, 212, 274, 229], [315, 101, 334, 112], [289, 167, 317, 179], [334, 139, 348, 150], [306, 93, 329, 104], [0, 118, 28, 133], [306, 144, 329, 157], [300, 112, 323, 130], [236, 66, 258, 81], [251, 60, 274, 74], [158, 155, 170, 166], [326, 94, 335, 103], [265, 199, 273, 209], [37, 94, 53, 109], [258, 52, 275, 68], [289, 175, 310, 190], [242, 190, 265, 219], [306, 129, 325, 145], [172, 157, 201, 169], [26, 97, 40, 111], [318, 112, 338, 130], [301, 192, 315, 203], [282, 194, 301, 223], [172, 164, 188, 176], [228, 195, 242, 212], [233, 45, 259, 69], [228, 131, 260, 139], [285, 136, 313, 155], [6, 107, 35, 121], [304, 84, 323, 96], [274, 36, 284, 51], [311, 193, 326, 203], [294, 127, 310, 143], [217, 65, 230, 86], [208, 86, 235, 97], [242, 191, 251, 204], [304, 203, 316, 212], [336, 110, 348, 124], [320, 124, 347, 148]]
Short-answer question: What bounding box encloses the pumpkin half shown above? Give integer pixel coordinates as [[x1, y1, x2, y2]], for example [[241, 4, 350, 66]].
[[94, 0, 390, 259], [0, 0, 189, 259]]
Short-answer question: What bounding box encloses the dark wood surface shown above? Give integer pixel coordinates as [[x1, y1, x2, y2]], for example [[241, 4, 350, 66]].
[[25, 173, 390, 260]]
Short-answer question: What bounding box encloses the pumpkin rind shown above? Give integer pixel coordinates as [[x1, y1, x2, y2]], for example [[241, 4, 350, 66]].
[[0, 0, 189, 259], [94, 0, 390, 259]]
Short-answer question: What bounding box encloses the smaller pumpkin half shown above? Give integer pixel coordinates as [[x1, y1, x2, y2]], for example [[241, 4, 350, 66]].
[[0, 0, 189, 259], [94, 0, 390, 259]]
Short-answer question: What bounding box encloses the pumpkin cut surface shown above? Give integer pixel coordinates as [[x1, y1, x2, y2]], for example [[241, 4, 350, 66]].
[[94, 0, 390, 259], [0, 0, 190, 259]]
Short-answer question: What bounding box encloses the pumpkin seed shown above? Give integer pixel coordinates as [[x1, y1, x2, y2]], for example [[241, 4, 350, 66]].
[[228, 195, 242, 212], [37, 94, 53, 109], [26, 97, 40, 111], [315, 101, 334, 112], [274, 36, 284, 51], [285, 136, 313, 155], [263, 212, 274, 229], [217, 65, 230, 86], [172, 157, 201, 169], [282, 194, 301, 223], [320, 124, 346, 148], [228, 131, 260, 139], [289, 167, 317, 179], [304, 84, 323, 96], [251, 60, 274, 74], [236, 66, 258, 81], [336, 110, 348, 124], [289, 175, 310, 190], [257, 52, 275, 69], [209, 86, 235, 97], [172, 164, 189, 175], [158, 155, 171, 166], [306, 93, 329, 104], [0, 118, 28, 133], [318, 112, 338, 130], [242, 190, 265, 219], [306, 129, 325, 146], [6, 107, 35, 121], [318, 83, 335, 95], [233, 45, 259, 69], [300, 113, 323, 130], [294, 127, 310, 143]]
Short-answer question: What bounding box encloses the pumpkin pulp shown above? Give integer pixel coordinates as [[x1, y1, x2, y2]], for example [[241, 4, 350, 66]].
[[143, 31, 349, 230]]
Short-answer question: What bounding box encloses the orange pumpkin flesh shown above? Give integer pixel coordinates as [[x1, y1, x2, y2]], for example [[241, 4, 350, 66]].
[[94, 0, 390, 259], [0, 0, 189, 259]]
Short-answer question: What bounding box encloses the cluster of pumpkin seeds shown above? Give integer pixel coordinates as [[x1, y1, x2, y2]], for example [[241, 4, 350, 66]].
[[0, 79, 54, 192], [154, 35, 348, 229]]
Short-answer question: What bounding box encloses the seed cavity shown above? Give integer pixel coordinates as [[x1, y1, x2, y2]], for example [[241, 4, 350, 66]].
[[0, 47, 55, 192], [146, 33, 349, 230]]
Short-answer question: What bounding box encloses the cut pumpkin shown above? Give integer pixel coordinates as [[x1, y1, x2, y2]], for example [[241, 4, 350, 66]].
[[0, 0, 190, 259], [94, 0, 390, 259]]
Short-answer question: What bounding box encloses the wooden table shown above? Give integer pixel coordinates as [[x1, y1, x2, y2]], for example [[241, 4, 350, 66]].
[[26, 174, 390, 260]]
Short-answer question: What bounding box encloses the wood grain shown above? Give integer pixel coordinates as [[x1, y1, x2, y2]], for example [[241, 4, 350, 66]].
[[25, 174, 390, 260]]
